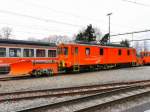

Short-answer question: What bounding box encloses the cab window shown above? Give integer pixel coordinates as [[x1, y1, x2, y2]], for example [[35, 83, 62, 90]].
[[100, 48, 103, 55], [64, 47, 68, 55], [118, 49, 122, 55], [23, 49, 34, 57], [75, 47, 78, 54], [36, 49, 45, 57], [127, 50, 130, 55], [48, 50, 56, 57], [86, 48, 90, 56], [0, 48, 6, 57], [9, 48, 21, 57]]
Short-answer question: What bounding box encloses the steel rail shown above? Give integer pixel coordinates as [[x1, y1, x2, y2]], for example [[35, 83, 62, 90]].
[[16, 84, 150, 112], [0, 83, 135, 103], [1, 80, 150, 103], [2, 79, 150, 96]]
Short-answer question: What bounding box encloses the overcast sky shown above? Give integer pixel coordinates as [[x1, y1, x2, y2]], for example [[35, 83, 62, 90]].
[[0, 0, 150, 41]]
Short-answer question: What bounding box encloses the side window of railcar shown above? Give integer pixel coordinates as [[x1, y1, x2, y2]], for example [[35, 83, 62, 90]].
[[144, 53, 146, 57], [36, 49, 45, 57], [48, 50, 56, 57], [57, 48, 61, 55], [75, 47, 78, 54], [100, 48, 104, 55], [133, 50, 136, 56], [127, 50, 130, 55], [9, 48, 21, 57], [64, 47, 68, 55], [0, 48, 6, 57], [118, 49, 122, 55], [85, 48, 90, 56], [23, 49, 34, 57]]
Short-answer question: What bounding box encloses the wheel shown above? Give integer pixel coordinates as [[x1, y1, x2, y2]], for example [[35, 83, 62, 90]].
[[47, 69, 53, 76], [31, 70, 41, 77]]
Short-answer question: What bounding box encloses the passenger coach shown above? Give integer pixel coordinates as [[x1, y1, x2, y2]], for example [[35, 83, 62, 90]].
[[0, 39, 58, 76]]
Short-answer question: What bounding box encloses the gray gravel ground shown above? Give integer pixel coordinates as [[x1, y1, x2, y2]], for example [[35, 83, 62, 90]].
[[0, 66, 150, 112], [0, 66, 150, 93], [0, 95, 90, 112]]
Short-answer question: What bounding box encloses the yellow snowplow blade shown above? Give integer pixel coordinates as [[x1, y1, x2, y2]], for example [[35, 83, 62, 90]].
[[9, 60, 33, 76]]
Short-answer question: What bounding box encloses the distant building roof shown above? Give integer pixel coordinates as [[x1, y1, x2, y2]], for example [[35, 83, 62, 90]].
[[0, 39, 56, 47]]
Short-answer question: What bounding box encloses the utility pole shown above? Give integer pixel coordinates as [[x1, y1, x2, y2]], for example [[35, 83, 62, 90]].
[[107, 13, 112, 43], [132, 33, 133, 47]]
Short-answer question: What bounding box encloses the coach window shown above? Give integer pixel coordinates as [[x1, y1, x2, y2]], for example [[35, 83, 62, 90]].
[[127, 50, 130, 55], [9, 48, 21, 57], [36, 49, 45, 57], [48, 50, 56, 57], [57, 48, 60, 55], [64, 47, 68, 55], [0, 48, 6, 57], [144, 53, 146, 57], [23, 49, 34, 57], [100, 48, 104, 55], [85, 48, 90, 56], [118, 49, 122, 55]]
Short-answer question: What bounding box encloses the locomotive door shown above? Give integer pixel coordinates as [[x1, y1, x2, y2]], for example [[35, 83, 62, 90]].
[[73, 47, 79, 71]]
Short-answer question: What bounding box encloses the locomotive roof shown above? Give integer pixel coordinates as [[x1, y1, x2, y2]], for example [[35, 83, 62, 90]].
[[62, 41, 131, 48], [74, 41, 130, 48], [0, 39, 56, 47]]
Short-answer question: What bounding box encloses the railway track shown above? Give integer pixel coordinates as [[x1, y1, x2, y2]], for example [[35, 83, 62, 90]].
[[17, 83, 150, 112], [1, 80, 150, 103], [1, 80, 150, 111], [0, 82, 137, 103]]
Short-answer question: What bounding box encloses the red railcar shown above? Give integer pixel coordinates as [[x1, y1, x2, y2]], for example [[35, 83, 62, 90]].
[[140, 51, 150, 65], [0, 39, 58, 77], [58, 43, 137, 72]]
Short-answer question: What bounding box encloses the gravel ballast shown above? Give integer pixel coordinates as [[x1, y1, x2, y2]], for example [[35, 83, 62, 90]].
[[0, 66, 150, 93]]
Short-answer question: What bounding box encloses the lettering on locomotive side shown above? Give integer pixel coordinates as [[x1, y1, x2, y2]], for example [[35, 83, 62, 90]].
[[32, 60, 57, 64]]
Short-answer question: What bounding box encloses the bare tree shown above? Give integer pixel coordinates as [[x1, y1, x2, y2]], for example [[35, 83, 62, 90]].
[[41, 35, 72, 44], [1, 27, 12, 39]]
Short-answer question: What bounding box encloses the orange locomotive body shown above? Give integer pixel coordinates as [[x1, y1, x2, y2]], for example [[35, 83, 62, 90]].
[[140, 51, 150, 65], [0, 39, 58, 76], [58, 43, 137, 72]]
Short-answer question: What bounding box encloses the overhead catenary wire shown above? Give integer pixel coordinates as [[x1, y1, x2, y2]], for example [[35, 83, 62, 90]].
[[1, 0, 150, 39], [111, 29, 150, 37], [0, 22, 74, 34], [0, 0, 141, 36], [0, 9, 110, 35], [111, 38, 150, 44], [122, 0, 150, 7], [0, 9, 83, 27], [14, 0, 139, 30]]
